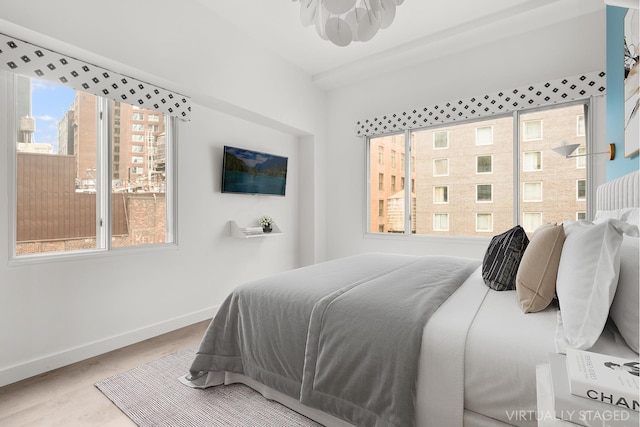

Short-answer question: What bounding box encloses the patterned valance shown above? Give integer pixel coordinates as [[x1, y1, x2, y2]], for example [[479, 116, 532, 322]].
[[0, 32, 191, 121], [356, 71, 606, 137]]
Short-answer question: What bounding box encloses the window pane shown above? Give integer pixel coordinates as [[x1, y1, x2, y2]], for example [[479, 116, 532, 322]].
[[110, 103, 168, 247], [368, 133, 412, 233], [476, 126, 493, 145], [523, 151, 542, 171], [476, 184, 492, 202], [434, 213, 449, 231], [412, 116, 513, 237], [577, 179, 586, 200], [434, 186, 448, 203], [476, 213, 493, 232], [576, 114, 585, 136], [15, 77, 98, 256], [523, 120, 542, 140], [523, 212, 542, 232], [476, 155, 492, 173], [434, 130, 448, 149], [519, 104, 586, 224]]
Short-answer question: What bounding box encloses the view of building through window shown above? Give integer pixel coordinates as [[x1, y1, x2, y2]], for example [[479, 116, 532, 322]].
[[369, 103, 587, 236], [14, 75, 170, 256]]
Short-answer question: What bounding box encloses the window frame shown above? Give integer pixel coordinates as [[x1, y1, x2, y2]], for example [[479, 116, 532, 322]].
[[364, 99, 594, 239], [476, 155, 493, 174], [6, 72, 179, 262]]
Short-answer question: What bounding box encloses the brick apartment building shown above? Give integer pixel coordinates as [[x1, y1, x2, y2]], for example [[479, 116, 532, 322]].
[[370, 104, 587, 236]]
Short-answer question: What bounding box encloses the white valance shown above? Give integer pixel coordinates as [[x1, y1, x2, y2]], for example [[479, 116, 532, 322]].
[[0, 32, 191, 121], [355, 71, 606, 137]]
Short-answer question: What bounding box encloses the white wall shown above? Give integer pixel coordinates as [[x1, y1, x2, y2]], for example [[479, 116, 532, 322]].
[[323, 10, 609, 261], [0, 1, 326, 386]]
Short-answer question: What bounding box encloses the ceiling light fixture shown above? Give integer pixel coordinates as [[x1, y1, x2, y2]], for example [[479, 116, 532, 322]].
[[293, 0, 404, 47], [551, 142, 616, 161]]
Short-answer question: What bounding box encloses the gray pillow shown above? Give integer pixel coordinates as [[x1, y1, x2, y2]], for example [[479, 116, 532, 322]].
[[482, 225, 530, 291]]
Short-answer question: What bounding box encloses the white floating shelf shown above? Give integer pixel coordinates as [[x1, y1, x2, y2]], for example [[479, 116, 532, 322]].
[[230, 220, 283, 239]]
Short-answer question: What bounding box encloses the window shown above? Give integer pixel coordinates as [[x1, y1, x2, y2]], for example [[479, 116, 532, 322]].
[[378, 146, 384, 165], [523, 119, 542, 140], [433, 213, 449, 231], [434, 130, 449, 149], [523, 151, 542, 171], [523, 212, 542, 232], [523, 182, 542, 202], [378, 173, 384, 191], [577, 114, 585, 136], [577, 212, 586, 220], [367, 103, 588, 237], [476, 184, 493, 202], [132, 156, 144, 164], [132, 112, 144, 120], [391, 150, 396, 168], [576, 146, 586, 169], [132, 123, 144, 132], [433, 158, 449, 176], [476, 126, 493, 145], [378, 200, 384, 217], [149, 114, 160, 122], [476, 155, 492, 174], [8, 73, 176, 257], [132, 134, 144, 142], [476, 213, 493, 232], [577, 179, 586, 201], [391, 175, 396, 193], [132, 145, 144, 153], [434, 186, 448, 203]]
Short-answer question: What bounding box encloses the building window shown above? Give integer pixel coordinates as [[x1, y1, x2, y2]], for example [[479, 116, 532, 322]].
[[132, 123, 144, 132], [378, 146, 384, 165], [577, 212, 586, 220], [378, 173, 384, 191], [476, 126, 493, 145], [523, 151, 542, 171], [523, 182, 543, 202], [577, 179, 586, 201], [577, 114, 585, 136], [149, 114, 160, 122], [391, 150, 396, 168], [476, 213, 493, 232], [434, 130, 449, 149], [433, 213, 449, 231], [132, 134, 144, 142], [476, 184, 493, 202], [523, 212, 542, 232], [401, 177, 405, 189], [132, 145, 144, 153], [391, 175, 396, 193], [523, 119, 542, 140], [132, 112, 144, 120], [476, 155, 492, 174], [8, 73, 176, 258], [576, 146, 586, 169], [434, 186, 449, 203], [378, 200, 384, 217], [433, 158, 449, 176]]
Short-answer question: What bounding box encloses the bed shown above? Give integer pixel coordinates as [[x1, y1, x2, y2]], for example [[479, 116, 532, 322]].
[[182, 170, 639, 427]]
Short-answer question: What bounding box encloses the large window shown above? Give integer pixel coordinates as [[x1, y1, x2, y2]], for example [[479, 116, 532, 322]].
[[367, 102, 588, 237], [8, 73, 176, 257]]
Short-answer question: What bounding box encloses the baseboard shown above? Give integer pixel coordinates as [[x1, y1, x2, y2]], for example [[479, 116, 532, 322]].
[[0, 306, 218, 388]]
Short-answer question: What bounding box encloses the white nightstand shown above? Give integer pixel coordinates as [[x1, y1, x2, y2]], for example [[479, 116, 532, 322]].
[[536, 364, 576, 427]]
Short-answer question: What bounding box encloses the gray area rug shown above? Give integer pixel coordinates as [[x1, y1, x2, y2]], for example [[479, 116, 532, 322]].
[[95, 345, 322, 426]]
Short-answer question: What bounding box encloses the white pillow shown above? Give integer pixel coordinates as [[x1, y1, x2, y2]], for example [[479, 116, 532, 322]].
[[609, 235, 639, 353], [555, 220, 625, 350], [594, 207, 639, 226]]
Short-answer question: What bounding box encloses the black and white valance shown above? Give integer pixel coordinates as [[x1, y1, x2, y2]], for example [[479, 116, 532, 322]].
[[355, 71, 606, 137], [0, 32, 191, 121]]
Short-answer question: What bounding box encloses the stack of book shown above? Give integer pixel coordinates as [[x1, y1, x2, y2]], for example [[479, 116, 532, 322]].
[[548, 349, 639, 427], [240, 227, 264, 236]]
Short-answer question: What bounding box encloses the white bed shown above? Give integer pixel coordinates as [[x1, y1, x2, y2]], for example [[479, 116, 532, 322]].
[[183, 170, 639, 427]]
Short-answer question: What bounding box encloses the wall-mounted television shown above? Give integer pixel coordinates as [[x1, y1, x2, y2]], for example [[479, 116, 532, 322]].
[[222, 146, 288, 196]]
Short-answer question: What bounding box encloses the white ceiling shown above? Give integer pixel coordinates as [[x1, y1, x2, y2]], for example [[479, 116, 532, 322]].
[[194, 0, 605, 89]]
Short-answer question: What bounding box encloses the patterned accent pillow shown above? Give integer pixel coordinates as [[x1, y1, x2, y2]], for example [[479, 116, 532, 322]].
[[482, 225, 530, 291]]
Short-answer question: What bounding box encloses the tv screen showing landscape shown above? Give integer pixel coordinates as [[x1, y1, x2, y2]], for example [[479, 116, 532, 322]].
[[222, 146, 288, 196]]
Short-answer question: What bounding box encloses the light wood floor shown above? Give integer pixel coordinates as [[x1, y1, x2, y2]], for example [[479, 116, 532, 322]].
[[0, 320, 210, 427]]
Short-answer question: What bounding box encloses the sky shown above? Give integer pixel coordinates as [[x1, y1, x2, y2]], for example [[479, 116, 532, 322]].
[[30, 78, 76, 152]]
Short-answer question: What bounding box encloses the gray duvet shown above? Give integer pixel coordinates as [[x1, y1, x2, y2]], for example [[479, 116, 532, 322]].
[[189, 253, 480, 427]]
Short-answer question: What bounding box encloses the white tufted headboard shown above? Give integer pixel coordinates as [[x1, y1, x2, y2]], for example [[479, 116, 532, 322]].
[[596, 170, 640, 211]]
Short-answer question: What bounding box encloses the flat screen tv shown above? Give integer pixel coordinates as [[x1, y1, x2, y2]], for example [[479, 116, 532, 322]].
[[222, 146, 288, 196]]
